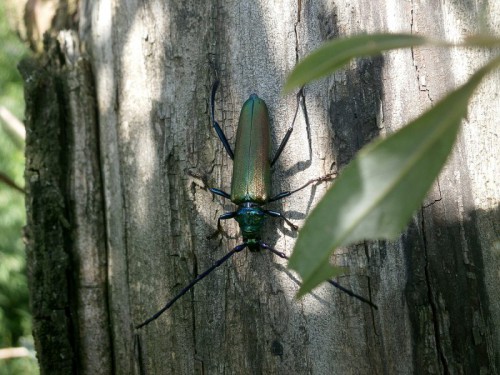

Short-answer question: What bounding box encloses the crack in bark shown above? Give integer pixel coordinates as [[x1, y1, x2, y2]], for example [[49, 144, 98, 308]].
[[410, 5, 447, 368], [422, 198, 443, 208], [412, 5, 449, 370], [191, 250, 199, 367], [409, 1, 433, 103], [421, 207, 450, 374], [91, 67, 117, 374], [294, 0, 301, 64], [133, 333, 146, 375]]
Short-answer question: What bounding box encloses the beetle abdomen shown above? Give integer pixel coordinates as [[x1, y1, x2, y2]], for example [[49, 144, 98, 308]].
[[230, 94, 271, 204]]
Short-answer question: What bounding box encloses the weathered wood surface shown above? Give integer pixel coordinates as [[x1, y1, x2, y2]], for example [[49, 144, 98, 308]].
[[23, 0, 499, 373]]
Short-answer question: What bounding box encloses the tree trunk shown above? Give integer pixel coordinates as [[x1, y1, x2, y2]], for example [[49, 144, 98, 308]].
[[22, 0, 499, 374]]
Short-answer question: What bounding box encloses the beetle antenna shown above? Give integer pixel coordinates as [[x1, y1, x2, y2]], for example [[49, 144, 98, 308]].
[[136, 243, 247, 329], [259, 242, 378, 310]]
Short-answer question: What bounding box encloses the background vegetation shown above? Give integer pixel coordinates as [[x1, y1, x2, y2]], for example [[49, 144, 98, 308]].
[[0, 2, 38, 374]]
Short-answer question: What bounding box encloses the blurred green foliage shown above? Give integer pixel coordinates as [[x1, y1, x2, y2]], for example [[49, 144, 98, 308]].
[[0, 2, 39, 374]]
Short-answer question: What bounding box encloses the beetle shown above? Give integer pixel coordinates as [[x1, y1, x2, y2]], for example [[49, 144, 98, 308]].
[[136, 81, 376, 329]]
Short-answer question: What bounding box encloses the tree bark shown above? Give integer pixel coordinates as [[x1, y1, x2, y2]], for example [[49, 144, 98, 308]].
[[22, 0, 499, 374]]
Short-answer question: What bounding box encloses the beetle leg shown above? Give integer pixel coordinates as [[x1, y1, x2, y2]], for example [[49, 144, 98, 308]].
[[271, 126, 294, 167], [271, 89, 302, 167], [259, 242, 378, 310], [264, 209, 298, 231], [268, 173, 336, 203], [208, 211, 237, 239], [217, 211, 237, 230], [209, 187, 231, 199], [211, 81, 234, 159]]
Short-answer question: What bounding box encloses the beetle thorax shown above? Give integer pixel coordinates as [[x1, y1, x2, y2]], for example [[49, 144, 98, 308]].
[[235, 202, 266, 250]]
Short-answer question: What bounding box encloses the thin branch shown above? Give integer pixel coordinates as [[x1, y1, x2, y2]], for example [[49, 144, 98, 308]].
[[0, 105, 25, 140], [0, 171, 25, 194], [0, 347, 30, 359]]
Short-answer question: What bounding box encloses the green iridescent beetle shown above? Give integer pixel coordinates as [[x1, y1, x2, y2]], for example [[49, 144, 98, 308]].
[[136, 81, 376, 329]]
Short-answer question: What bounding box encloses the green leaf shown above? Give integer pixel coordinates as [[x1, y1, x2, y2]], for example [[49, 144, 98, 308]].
[[283, 33, 428, 93], [283, 33, 500, 94], [462, 34, 500, 48], [289, 56, 500, 296]]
